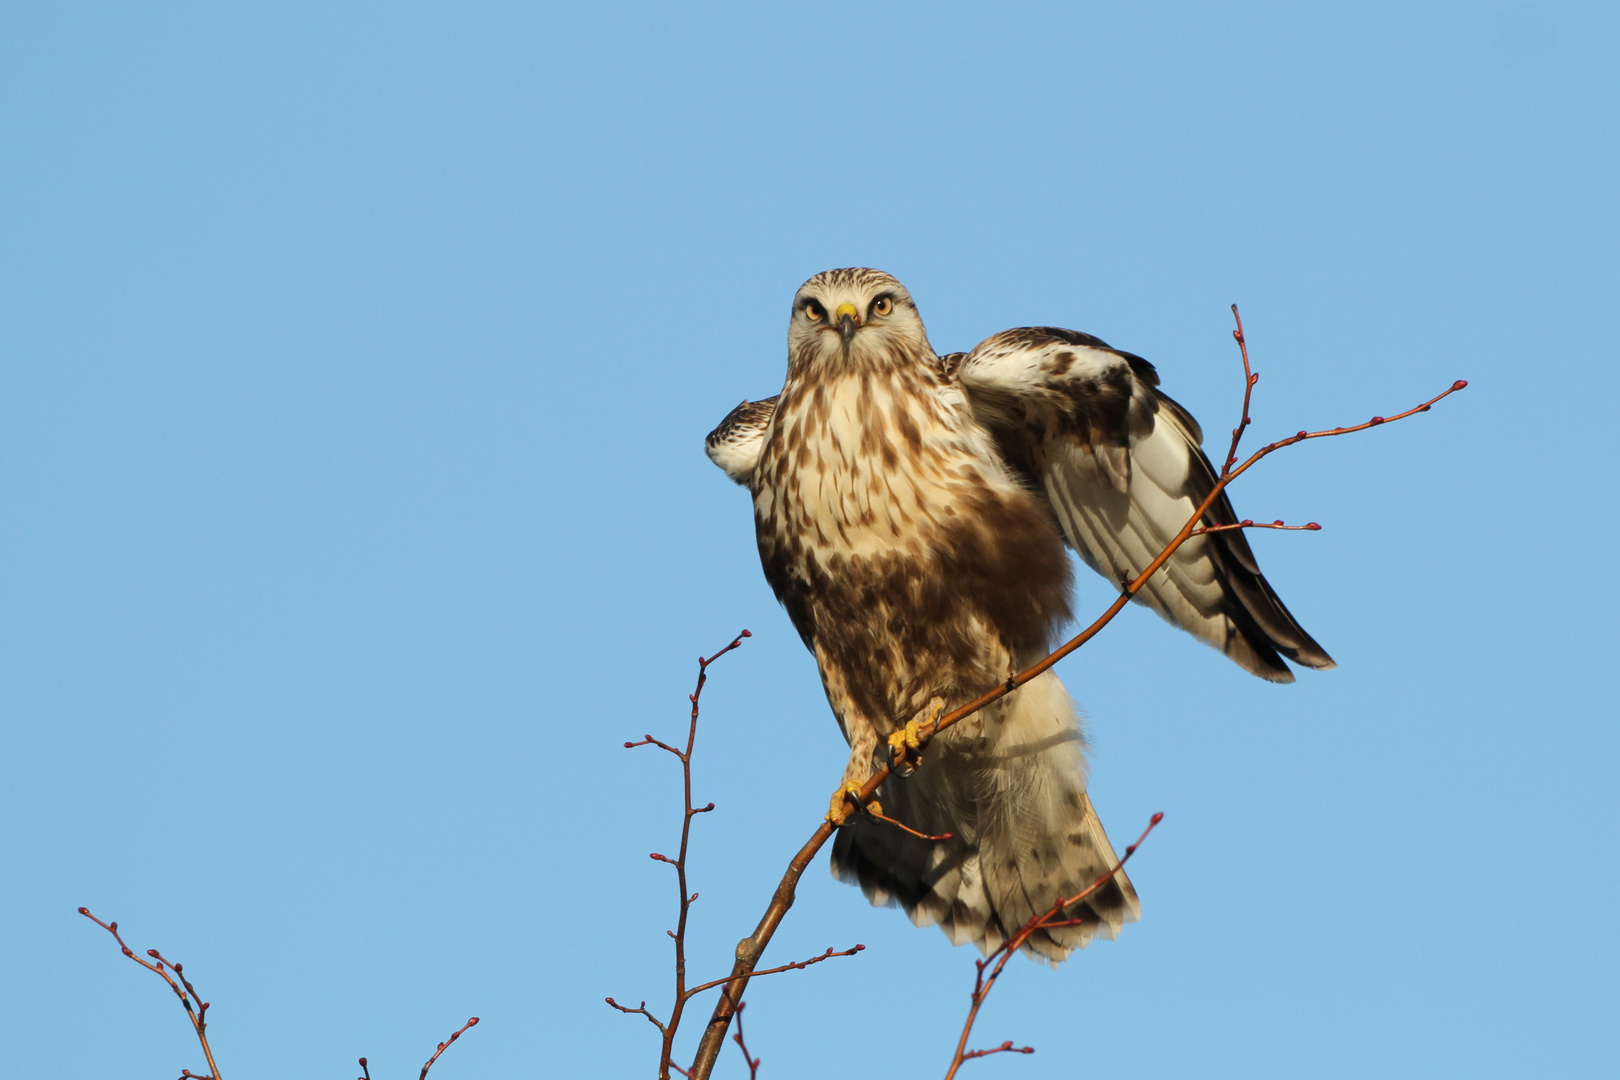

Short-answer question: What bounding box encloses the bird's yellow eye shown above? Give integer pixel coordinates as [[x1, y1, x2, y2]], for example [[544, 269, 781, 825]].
[[872, 296, 894, 317], [804, 299, 825, 321]]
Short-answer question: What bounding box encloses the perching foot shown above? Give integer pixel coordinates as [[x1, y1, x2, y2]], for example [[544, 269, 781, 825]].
[[887, 697, 945, 774], [827, 780, 881, 825]]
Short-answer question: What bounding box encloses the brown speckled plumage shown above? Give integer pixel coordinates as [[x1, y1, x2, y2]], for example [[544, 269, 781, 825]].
[[705, 269, 1331, 961]]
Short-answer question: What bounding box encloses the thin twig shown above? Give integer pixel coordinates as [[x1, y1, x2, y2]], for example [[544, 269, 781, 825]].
[[83, 908, 479, 1080], [862, 803, 953, 842], [78, 908, 223, 1080], [941, 814, 1162, 1079], [624, 734, 686, 756], [418, 1016, 478, 1080], [732, 1002, 761, 1080], [609, 631, 749, 1080], [1189, 518, 1321, 536], [685, 311, 1467, 1078], [685, 945, 864, 998], [960, 1042, 1034, 1063], [606, 998, 670, 1036], [1221, 303, 1260, 475]]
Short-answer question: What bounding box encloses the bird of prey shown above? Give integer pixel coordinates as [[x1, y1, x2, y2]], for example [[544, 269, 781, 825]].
[[705, 268, 1332, 961]]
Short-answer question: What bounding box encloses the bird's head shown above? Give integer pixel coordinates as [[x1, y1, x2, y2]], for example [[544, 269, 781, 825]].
[[787, 268, 930, 371]]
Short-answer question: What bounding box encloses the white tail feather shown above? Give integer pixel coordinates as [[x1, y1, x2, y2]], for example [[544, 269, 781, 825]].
[[831, 673, 1138, 963]]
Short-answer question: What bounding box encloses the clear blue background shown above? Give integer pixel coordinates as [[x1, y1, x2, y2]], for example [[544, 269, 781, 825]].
[[4, 3, 1615, 1078]]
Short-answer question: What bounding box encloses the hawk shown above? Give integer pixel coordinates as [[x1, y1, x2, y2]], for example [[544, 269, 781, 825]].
[[705, 268, 1332, 961]]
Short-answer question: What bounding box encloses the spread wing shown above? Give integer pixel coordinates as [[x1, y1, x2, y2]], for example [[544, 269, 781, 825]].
[[955, 327, 1334, 682], [704, 396, 778, 485]]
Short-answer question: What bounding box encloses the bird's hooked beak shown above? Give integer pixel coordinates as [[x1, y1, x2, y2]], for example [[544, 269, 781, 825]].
[[834, 302, 860, 344]]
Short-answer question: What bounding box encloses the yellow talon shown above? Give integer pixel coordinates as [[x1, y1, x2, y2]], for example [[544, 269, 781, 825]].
[[827, 782, 859, 824], [827, 781, 881, 825], [887, 719, 926, 757], [888, 698, 945, 771]]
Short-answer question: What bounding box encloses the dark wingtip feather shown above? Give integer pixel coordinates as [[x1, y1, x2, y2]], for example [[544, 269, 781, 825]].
[[1222, 584, 1331, 682], [1223, 626, 1297, 682], [1182, 430, 1336, 681]]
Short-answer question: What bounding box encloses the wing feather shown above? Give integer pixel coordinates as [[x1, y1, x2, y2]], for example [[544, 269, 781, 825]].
[[958, 327, 1334, 681], [704, 396, 778, 485]]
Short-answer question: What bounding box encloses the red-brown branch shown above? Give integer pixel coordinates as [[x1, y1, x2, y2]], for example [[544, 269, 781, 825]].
[[610, 631, 749, 1079], [606, 997, 670, 1036], [1221, 304, 1259, 474], [84, 914, 481, 1079], [418, 1017, 478, 1080], [960, 1042, 1034, 1063], [1190, 518, 1321, 536], [686, 945, 864, 998], [78, 908, 223, 1080], [684, 309, 1467, 1079], [862, 803, 954, 842], [941, 814, 1162, 1079], [611, 631, 868, 1074], [731, 1002, 761, 1080]]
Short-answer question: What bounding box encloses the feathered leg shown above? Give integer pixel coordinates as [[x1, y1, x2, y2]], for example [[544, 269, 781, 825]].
[[821, 683, 884, 824]]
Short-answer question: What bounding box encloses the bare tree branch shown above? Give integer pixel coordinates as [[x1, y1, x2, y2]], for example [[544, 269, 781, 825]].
[[608, 630, 871, 1075], [1190, 518, 1321, 536], [731, 1002, 761, 1080], [685, 945, 864, 998], [942, 814, 1162, 1078], [606, 997, 669, 1037], [78, 908, 223, 1080], [418, 1017, 479, 1080], [81, 907, 479, 1079], [960, 1042, 1034, 1064]]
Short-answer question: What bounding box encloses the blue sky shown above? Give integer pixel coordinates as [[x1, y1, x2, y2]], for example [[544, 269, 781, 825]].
[[3, 3, 1616, 1078]]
